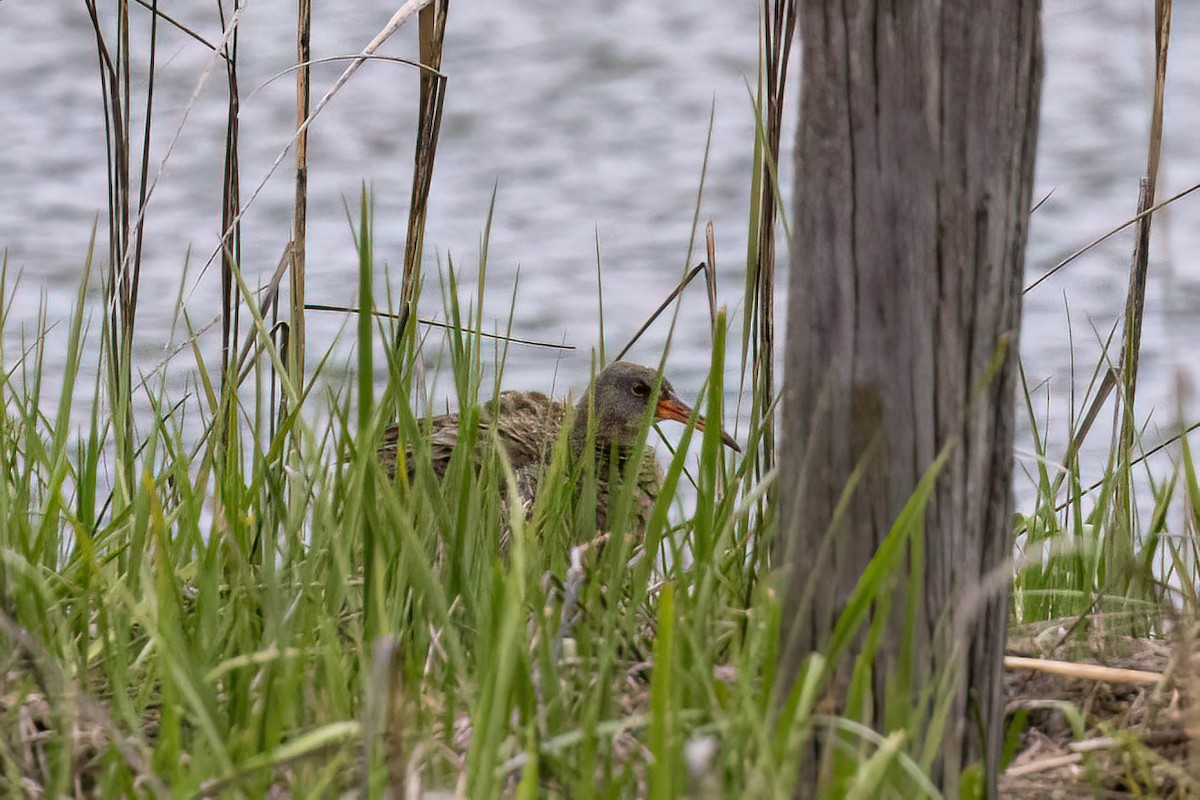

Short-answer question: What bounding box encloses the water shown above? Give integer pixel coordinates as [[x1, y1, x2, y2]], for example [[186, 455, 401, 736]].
[[1, 1, 1198, 493]]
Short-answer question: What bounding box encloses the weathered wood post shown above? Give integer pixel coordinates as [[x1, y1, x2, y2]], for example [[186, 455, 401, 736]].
[[777, 2, 1042, 795]]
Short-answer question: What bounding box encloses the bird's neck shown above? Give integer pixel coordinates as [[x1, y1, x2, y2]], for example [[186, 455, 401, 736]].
[[568, 411, 636, 469], [569, 395, 653, 476], [568, 395, 599, 452]]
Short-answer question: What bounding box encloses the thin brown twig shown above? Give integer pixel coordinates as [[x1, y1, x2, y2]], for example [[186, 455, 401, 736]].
[[304, 303, 575, 351], [594, 225, 606, 365], [132, 0, 227, 57], [613, 263, 708, 363], [247, 55, 442, 102], [704, 221, 718, 331], [1024, 178, 1199, 294], [1030, 187, 1056, 214]]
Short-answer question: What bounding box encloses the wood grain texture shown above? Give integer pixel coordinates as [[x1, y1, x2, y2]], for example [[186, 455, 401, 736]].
[[778, 1, 1042, 795]]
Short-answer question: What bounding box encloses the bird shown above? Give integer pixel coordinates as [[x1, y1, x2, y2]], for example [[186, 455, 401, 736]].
[[376, 361, 740, 539]]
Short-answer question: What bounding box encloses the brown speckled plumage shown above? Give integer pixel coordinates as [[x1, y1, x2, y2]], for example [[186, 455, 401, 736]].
[[377, 389, 565, 481], [377, 362, 739, 537]]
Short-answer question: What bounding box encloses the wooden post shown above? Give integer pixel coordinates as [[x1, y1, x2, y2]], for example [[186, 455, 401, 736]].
[[777, 2, 1042, 795]]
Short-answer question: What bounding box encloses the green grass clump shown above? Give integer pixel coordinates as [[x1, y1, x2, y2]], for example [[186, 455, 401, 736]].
[[4, 2, 1195, 795], [2, 201, 1197, 798], [0, 208, 824, 798]]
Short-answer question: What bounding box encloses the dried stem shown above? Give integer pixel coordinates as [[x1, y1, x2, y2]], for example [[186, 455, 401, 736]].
[[399, 0, 450, 340], [1109, 0, 1171, 597], [745, 0, 795, 560], [218, 0, 243, 380], [290, 0, 312, 393]]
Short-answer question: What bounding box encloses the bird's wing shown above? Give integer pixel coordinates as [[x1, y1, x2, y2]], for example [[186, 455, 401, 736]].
[[381, 391, 568, 479], [486, 391, 567, 470]]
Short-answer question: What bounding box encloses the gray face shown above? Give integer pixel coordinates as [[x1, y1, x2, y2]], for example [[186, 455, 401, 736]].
[[571, 361, 741, 452], [575, 362, 675, 448]]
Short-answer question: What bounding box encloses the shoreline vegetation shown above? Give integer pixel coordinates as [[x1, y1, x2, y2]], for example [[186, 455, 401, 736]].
[[3, 1, 1199, 797]]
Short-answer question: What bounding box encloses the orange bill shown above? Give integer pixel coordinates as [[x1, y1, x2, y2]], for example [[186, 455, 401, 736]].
[[655, 396, 741, 452]]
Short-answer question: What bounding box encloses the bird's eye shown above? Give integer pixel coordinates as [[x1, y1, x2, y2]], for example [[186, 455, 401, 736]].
[[632, 382, 649, 398]]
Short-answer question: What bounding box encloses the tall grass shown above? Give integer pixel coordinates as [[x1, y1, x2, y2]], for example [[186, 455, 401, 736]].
[[740, 0, 795, 567], [1011, 0, 1181, 639], [8, 197, 1195, 797], [2, 1, 1200, 798], [0, 222, 948, 796]]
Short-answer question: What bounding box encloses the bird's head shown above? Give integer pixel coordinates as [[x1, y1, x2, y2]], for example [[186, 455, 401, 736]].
[[572, 361, 740, 451]]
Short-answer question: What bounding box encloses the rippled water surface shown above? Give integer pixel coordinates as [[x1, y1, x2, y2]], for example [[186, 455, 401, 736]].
[[1, 1, 1198, 485]]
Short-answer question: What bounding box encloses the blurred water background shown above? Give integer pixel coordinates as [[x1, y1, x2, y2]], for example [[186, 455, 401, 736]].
[[1, 0, 1198, 497]]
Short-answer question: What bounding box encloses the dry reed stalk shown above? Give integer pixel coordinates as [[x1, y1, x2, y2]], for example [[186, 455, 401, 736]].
[[1027, 1, 1174, 300], [745, 0, 794, 561], [131, 0, 157, 334], [1118, 0, 1172, 437], [85, 0, 160, 485], [218, 0, 243, 380], [192, 2, 432, 291], [1108, 0, 1172, 593], [1003, 752, 1083, 778], [82, 1, 128, 351], [291, 0, 312, 391], [399, 0, 449, 338], [1003, 655, 1163, 685], [705, 221, 719, 331]]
